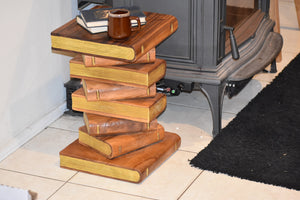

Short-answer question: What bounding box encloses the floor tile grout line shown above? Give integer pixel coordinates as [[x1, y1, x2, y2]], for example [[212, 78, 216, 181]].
[[280, 26, 300, 31], [281, 50, 300, 56], [166, 86, 273, 115], [65, 181, 158, 200], [0, 126, 79, 164], [0, 126, 78, 159], [0, 161, 158, 200], [0, 167, 68, 183], [168, 100, 240, 116], [166, 101, 239, 116], [177, 149, 202, 155], [46, 172, 79, 200], [176, 170, 205, 200], [46, 126, 80, 133], [166, 101, 210, 111]]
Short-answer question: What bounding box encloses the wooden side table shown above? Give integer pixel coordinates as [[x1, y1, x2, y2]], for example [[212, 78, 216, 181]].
[[51, 11, 181, 183]]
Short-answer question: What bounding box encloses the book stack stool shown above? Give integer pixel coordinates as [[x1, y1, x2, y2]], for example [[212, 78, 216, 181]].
[[51, 11, 180, 183]]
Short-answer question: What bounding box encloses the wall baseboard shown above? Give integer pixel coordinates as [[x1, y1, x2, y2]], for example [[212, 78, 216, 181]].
[[0, 102, 66, 162]]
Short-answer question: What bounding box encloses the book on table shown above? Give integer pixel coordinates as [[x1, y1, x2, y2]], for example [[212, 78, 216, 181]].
[[78, 124, 165, 159], [83, 113, 158, 136], [60, 132, 181, 183], [76, 15, 107, 34], [72, 88, 166, 123], [69, 55, 166, 88], [80, 6, 146, 27], [51, 12, 178, 61], [82, 48, 156, 67]]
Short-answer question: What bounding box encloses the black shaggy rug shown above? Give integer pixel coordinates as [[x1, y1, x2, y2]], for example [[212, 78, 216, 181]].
[[190, 54, 300, 191]]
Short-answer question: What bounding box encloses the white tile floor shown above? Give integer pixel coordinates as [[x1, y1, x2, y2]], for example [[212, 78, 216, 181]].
[[0, 1, 300, 199]]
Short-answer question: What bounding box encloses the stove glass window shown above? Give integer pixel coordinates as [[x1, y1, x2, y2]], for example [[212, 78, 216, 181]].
[[226, 0, 258, 28]]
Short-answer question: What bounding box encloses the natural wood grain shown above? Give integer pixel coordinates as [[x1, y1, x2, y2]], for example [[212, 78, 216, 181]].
[[78, 124, 165, 159], [82, 80, 156, 101], [54, 8, 178, 184], [225, 10, 265, 55], [270, 0, 282, 62], [83, 48, 156, 67], [60, 132, 181, 183], [70, 56, 166, 88], [72, 88, 167, 123], [227, 0, 254, 8], [83, 113, 158, 136], [228, 32, 283, 81], [226, 6, 255, 28], [226, 2, 282, 62], [295, 0, 300, 28], [51, 12, 178, 61]]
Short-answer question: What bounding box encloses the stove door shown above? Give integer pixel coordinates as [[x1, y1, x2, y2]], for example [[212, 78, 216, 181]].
[[106, 0, 270, 72], [224, 0, 268, 58], [109, 0, 201, 67], [107, 0, 227, 71]]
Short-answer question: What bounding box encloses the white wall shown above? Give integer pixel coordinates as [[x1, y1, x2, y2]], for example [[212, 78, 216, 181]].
[[0, 1, 78, 160]]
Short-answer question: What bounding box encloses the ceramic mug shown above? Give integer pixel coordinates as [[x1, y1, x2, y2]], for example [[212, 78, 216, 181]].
[[108, 9, 141, 40]]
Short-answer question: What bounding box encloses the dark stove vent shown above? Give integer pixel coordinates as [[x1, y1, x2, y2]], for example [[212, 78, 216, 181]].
[[64, 78, 83, 116], [225, 76, 253, 98]]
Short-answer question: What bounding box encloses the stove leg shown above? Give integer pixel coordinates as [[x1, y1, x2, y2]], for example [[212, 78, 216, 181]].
[[263, 59, 277, 73], [201, 82, 226, 137], [270, 59, 277, 73]]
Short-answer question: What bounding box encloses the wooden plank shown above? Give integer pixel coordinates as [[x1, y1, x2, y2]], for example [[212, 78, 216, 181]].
[[60, 132, 181, 183], [295, 0, 300, 29], [228, 32, 283, 81], [82, 80, 156, 101], [72, 88, 167, 123], [225, 10, 265, 55], [83, 113, 158, 136], [83, 48, 156, 67], [78, 124, 165, 159], [70, 56, 166, 88], [51, 12, 178, 62], [270, 0, 282, 62]]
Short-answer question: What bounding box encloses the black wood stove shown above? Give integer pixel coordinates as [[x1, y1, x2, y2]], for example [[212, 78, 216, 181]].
[[78, 0, 283, 137]]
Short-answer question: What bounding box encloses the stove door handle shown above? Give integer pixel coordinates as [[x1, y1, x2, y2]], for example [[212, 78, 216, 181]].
[[223, 26, 240, 60]]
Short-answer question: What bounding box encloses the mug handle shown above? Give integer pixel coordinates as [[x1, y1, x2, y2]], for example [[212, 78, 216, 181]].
[[130, 16, 141, 31]]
